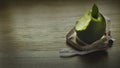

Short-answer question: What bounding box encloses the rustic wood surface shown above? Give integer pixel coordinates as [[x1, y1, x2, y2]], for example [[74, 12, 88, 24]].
[[0, 0, 120, 68]]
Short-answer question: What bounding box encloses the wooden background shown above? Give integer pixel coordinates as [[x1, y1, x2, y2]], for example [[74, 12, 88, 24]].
[[0, 0, 120, 68]]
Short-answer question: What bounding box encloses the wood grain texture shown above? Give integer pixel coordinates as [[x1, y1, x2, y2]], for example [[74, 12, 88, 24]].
[[0, 0, 120, 68]]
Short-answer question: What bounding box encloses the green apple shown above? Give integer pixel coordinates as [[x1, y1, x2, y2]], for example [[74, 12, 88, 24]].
[[75, 4, 106, 44]]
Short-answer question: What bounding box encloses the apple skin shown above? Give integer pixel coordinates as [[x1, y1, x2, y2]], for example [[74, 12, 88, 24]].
[[75, 11, 106, 44]]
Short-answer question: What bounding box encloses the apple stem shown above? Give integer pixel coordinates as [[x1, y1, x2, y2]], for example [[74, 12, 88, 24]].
[[92, 3, 99, 19]]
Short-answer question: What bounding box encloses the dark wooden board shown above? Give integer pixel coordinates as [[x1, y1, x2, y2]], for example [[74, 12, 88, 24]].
[[0, 0, 120, 68]]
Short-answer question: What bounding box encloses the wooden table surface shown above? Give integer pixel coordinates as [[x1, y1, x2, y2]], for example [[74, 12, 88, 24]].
[[0, 0, 120, 68]]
